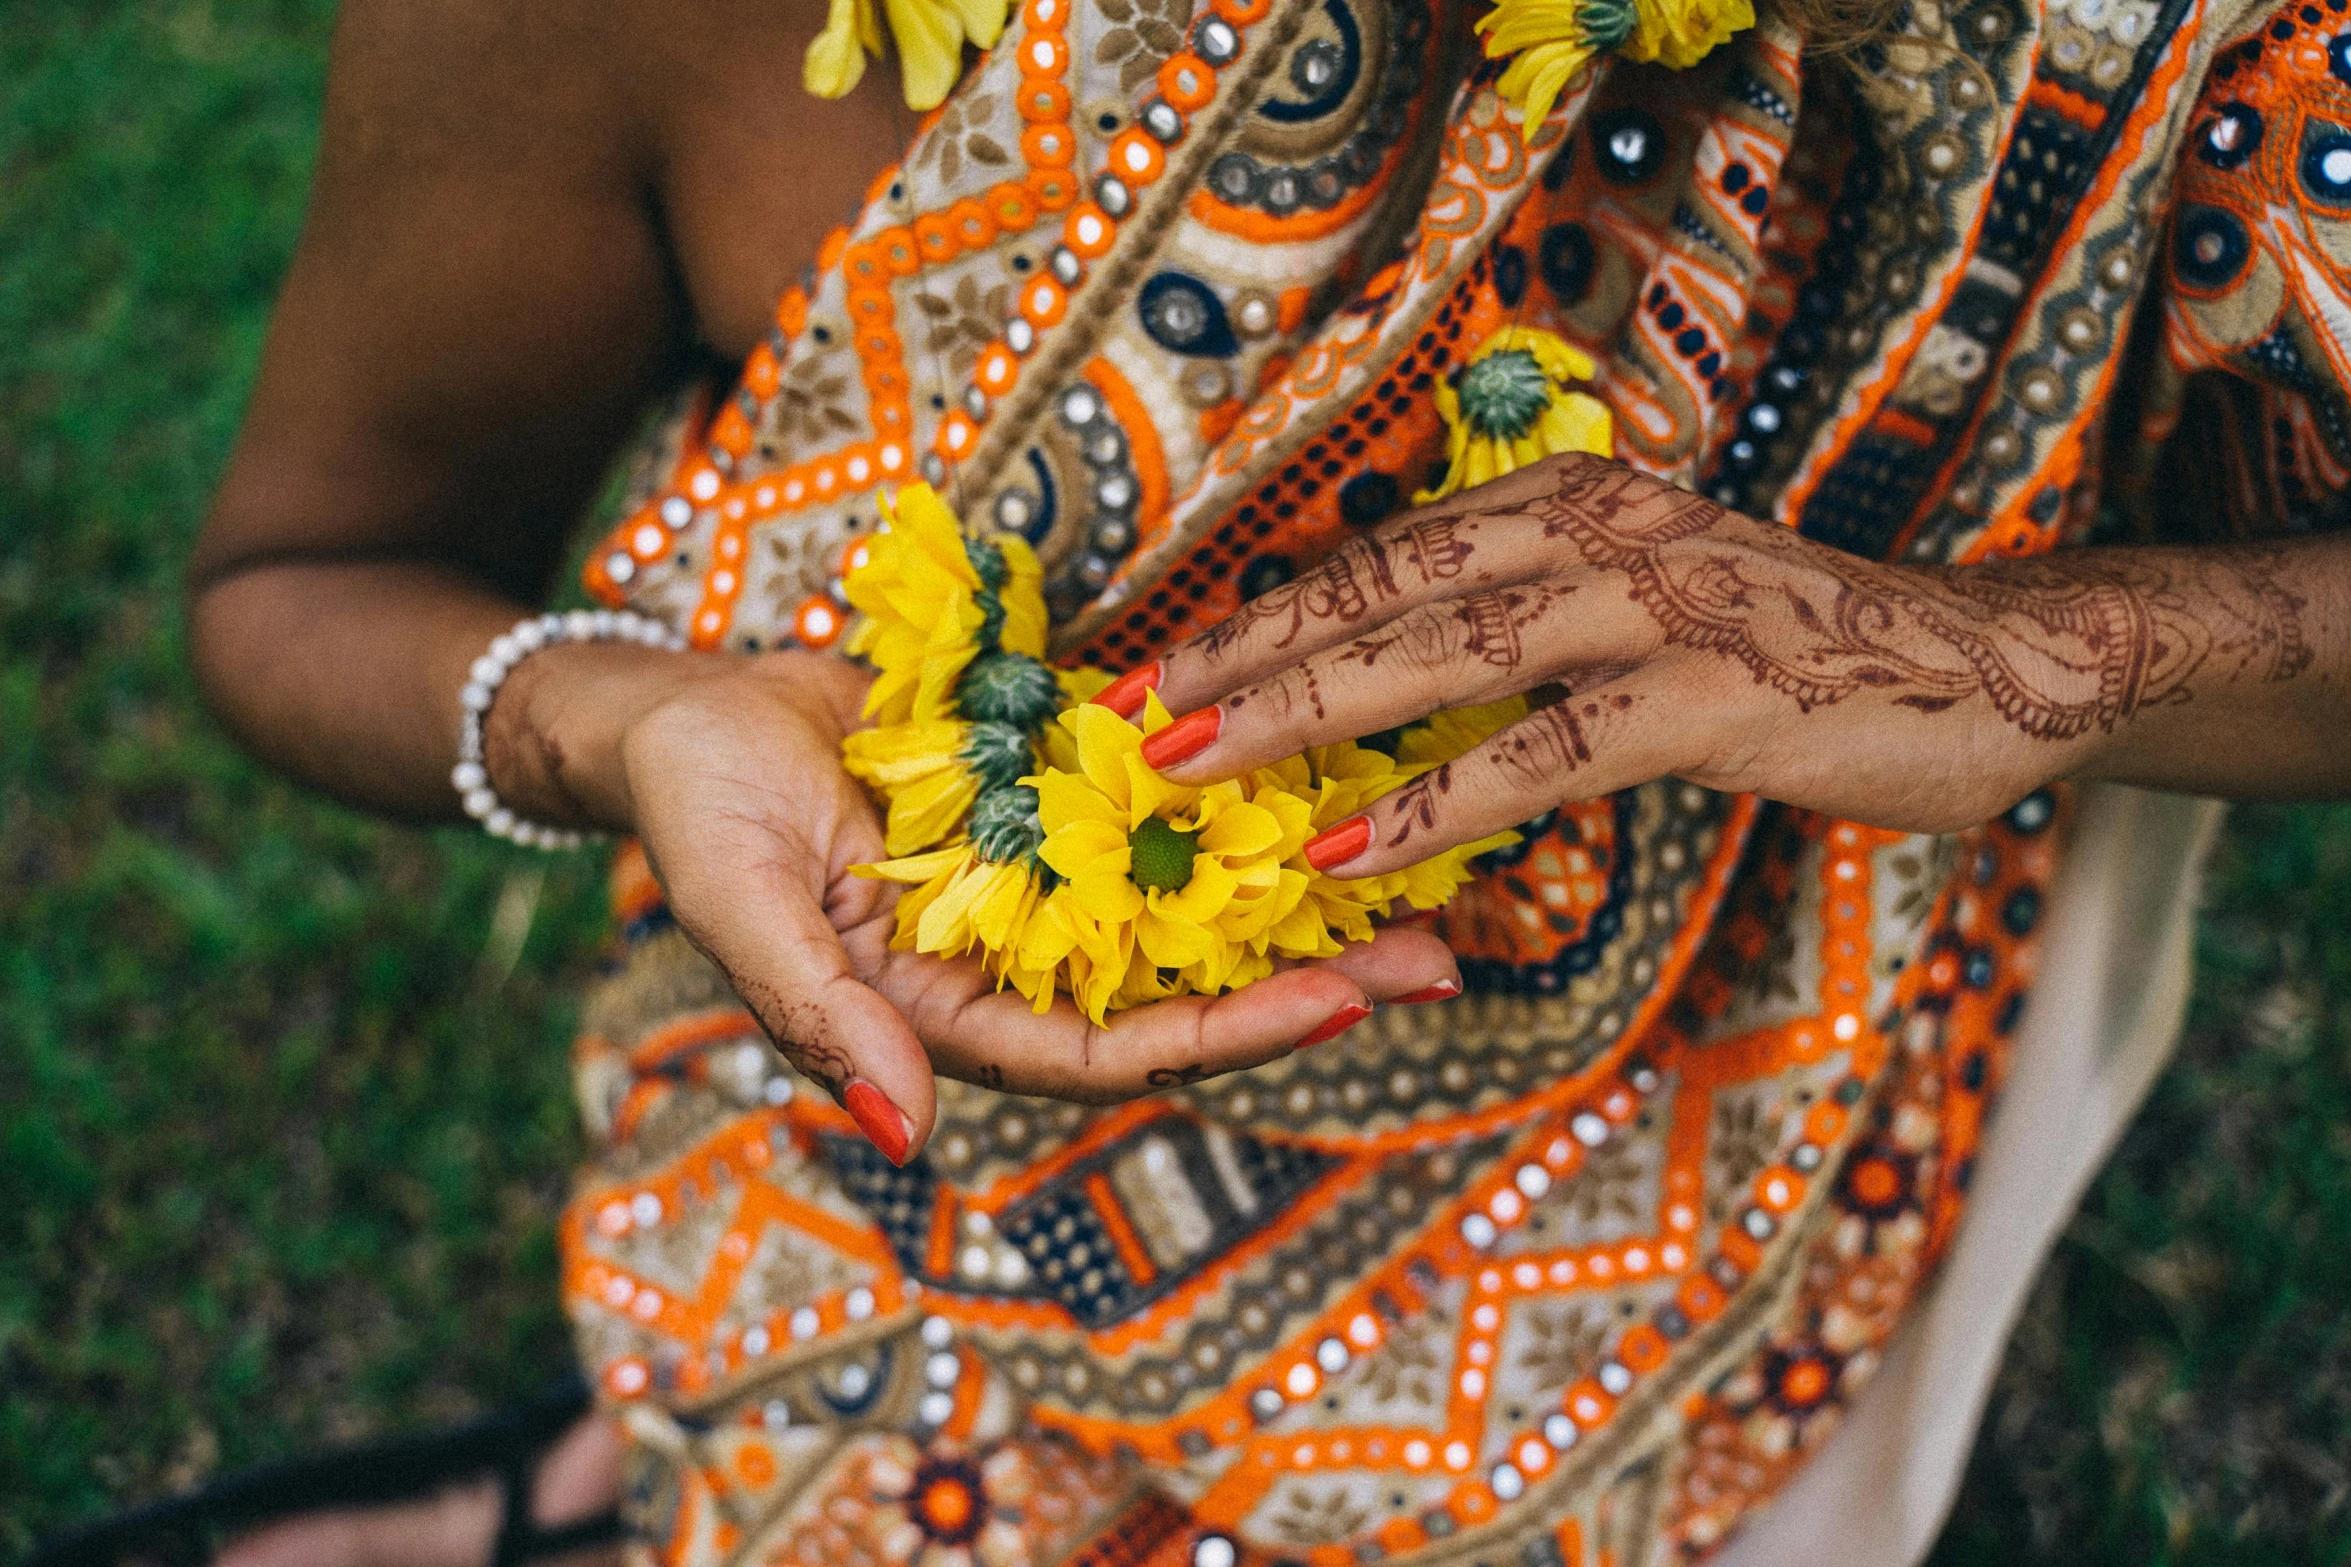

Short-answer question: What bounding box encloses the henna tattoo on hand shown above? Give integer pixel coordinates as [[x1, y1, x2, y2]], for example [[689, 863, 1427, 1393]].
[[1146, 1062, 1211, 1088], [729, 973, 855, 1096], [1535, 459, 2313, 742], [1195, 517, 1486, 663]]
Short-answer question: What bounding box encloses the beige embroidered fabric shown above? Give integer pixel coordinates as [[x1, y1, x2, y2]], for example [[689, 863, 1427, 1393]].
[[1721, 784, 2227, 1567]]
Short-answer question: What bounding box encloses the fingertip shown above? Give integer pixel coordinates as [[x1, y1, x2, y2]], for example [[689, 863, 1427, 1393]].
[[1315, 925, 1458, 1000], [823, 980, 939, 1159]]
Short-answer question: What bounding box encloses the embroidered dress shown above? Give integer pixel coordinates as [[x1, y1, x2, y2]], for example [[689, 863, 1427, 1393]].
[[561, 0, 2346, 1558]]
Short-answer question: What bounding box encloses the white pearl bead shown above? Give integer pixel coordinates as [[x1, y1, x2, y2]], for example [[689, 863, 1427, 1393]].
[[489, 635, 520, 664], [461, 682, 492, 712], [464, 787, 497, 818], [563, 610, 595, 639], [513, 621, 547, 651], [486, 807, 515, 835], [470, 655, 503, 686], [453, 762, 487, 792]]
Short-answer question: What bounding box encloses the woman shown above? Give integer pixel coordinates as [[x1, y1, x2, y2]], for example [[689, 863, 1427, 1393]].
[[179, 0, 2350, 1555]]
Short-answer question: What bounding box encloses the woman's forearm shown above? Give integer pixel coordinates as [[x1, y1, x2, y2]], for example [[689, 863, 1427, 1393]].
[[2052, 533, 2351, 798], [187, 558, 717, 828]]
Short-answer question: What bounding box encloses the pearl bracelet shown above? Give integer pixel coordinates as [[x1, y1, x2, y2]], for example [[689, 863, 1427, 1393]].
[[451, 609, 686, 849]]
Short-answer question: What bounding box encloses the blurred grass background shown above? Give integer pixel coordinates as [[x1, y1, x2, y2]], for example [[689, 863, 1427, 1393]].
[[2, 0, 2348, 1560]]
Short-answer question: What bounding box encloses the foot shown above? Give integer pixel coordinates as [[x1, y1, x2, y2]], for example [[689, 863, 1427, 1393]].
[[216, 1413, 624, 1567]]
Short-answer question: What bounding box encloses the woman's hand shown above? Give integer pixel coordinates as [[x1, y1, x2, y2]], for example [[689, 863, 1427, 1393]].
[[491, 645, 1458, 1159], [1132, 452, 2319, 874]]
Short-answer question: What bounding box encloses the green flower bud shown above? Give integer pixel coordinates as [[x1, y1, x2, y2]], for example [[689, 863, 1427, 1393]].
[[970, 783, 1046, 866], [956, 651, 1062, 729], [960, 721, 1033, 794], [1455, 348, 1554, 443]]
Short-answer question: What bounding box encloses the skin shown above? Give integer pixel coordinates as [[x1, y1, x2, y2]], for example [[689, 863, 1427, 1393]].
[[190, 3, 1455, 1559], [1147, 453, 2351, 872], [185, 0, 2347, 1557], [187, 0, 1452, 1168]]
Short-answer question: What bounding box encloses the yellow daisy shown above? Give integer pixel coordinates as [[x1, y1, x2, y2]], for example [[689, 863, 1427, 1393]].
[[1419, 328, 1614, 504], [804, 0, 1013, 110], [842, 716, 1036, 857], [1622, 0, 1754, 70], [1477, 0, 1752, 135], [1031, 699, 1318, 1022], [844, 484, 1048, 724]]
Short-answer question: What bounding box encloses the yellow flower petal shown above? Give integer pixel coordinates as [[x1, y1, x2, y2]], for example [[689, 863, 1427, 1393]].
[[803, 0, 872, 97], [1198, 799, 1283, 859], [1138, 906, 1215, 969], [1416, 327, 1615, 504], [1034, 767, 1124, 833], [1071, 860, 1146, 925], [1038, 818, 1127, 880]]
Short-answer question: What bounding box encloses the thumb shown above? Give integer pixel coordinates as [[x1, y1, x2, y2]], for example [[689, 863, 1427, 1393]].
[[652, 830, 939, 1165]]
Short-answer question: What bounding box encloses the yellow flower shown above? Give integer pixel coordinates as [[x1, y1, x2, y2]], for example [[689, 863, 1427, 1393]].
[[804, 0, 886, 98], [804, 0, 1011, 109], [1479, 0, 1601, 136], [854, 842, 1044, 969], [1478, 0, 1751, 135], [844, 484, 1048, 724], [842, 716, 1037, 856], [1031, 699, 1319, 1023], [1621, 0, 1754, 69], [1417, 327, 1613, 504]]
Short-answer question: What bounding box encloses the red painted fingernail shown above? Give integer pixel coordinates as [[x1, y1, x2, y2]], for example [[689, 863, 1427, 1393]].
[[1139, 705, 1222, 770], [1395, 978, 1462, 1005], [1303, 815, 1374, 872], [1297, 1001, 1373, 1047], [843, 1078, 912, 1165], [1092, 660, 1163, 720]]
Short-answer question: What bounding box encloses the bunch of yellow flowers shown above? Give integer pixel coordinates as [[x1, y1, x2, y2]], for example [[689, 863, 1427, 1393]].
[[840, 485, 1521, 1025]]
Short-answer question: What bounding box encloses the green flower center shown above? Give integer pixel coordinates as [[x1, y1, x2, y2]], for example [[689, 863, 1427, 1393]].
[[1455, 349, 1555, 442], [956, 651, 1060, 729], [1128, 816, 1201, 893]]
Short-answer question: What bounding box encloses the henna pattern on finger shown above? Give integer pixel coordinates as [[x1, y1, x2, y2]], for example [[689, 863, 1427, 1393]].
[[1400, 514, 1474, 584], [1145, 1062, 1211, 1088], [730, 973, 856, 1097], [1457, 590, 1528, 669], [1194, 521, 1486, 664], [1376, 764, 1452, 851]]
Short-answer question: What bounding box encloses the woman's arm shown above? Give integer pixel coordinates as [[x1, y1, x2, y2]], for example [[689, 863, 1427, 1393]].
[[1134, 453, 2351, 876], [186, 0, 1455, 1149], [187, 0, 689, 820]]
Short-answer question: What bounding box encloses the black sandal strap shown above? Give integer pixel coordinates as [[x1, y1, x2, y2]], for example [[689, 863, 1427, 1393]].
[[27, 1375, 598, 1567]]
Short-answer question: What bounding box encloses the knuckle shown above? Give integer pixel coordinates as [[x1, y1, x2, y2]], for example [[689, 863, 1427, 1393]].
[[1488, 705, 1588, 790]]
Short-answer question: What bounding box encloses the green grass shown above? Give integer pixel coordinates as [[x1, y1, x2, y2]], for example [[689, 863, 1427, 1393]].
[[3, 0, 2348, 1560]]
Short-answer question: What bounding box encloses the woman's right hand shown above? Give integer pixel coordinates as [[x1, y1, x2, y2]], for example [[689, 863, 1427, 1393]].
[[492, 644, 1460, 1162]]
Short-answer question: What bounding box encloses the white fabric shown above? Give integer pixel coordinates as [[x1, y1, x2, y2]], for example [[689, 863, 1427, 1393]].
[[1715, 783, 2228, 1567]]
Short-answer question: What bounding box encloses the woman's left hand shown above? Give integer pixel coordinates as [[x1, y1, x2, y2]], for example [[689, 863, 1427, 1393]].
[[1131, 452, 2222, 873]]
